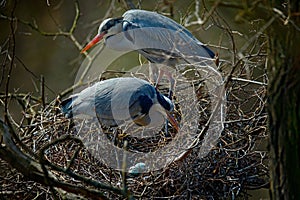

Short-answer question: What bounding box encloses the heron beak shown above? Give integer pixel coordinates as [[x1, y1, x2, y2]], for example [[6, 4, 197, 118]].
[[166, 112, 179, 132], [81, 32, 105, 53]]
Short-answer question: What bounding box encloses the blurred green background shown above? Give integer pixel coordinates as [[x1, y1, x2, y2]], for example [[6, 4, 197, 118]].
[[0, 0, 256, 99]]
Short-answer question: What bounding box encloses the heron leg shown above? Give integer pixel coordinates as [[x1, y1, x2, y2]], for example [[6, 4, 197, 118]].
[[163, 70, 175, 100], [155, 69, 164, 87], [149, 63, 159, 85], [149, 63, 175, 99]]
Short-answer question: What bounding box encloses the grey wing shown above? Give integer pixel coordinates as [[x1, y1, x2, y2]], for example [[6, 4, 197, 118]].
[[60, 84, 99, 118], [62, 80, 119, 122], [122, 9, 215, 62], [93, 80, 122, 126], [95, 78, 155, 126], [65, 77, 158, 127]]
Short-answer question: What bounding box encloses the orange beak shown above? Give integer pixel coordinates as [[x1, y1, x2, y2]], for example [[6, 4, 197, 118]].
[[81, 32, 106, 53], [167, 112, 179, 132]]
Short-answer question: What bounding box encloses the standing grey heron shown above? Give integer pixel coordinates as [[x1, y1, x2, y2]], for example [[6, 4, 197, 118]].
[[81, 9, 216, 97], [61, 77, 179, 131]]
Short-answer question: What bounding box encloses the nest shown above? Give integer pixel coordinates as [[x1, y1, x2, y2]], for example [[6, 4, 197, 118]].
[[0, 68, 269, 199]]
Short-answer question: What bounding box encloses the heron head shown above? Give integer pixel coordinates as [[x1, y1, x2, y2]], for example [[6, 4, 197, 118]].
[[98, 17, 123, 37], [155, 92, 179, 131], [81, 17, 123, 53]]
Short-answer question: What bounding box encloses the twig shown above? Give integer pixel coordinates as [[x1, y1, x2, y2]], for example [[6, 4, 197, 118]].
[[231, 77, 268, 86], [0, 120, 109, 199], [4, 0, 17, 124], [40, 75, 45, 108], [0, 1, 81, 50], [37, 134, 126, 196]]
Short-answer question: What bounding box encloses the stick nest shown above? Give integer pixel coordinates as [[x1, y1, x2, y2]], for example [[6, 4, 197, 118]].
[[0, 69, 269, 199]]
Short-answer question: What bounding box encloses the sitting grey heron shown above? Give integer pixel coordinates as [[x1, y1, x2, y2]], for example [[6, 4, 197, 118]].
[[61, 77, 179, 131], [81, 9, 216, 97]]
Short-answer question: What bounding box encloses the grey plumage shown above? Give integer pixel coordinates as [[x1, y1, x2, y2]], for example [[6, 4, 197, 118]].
[[82, 9, 215, 65], [61, 77, 174, 128]]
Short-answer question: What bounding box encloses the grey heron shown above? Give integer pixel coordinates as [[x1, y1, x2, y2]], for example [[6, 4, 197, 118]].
[[61, 77, 179, 131], [81, 9, 216, 97]]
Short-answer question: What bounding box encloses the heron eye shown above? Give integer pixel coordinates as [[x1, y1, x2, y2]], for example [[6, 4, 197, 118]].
[[100, 29, 108, 35]]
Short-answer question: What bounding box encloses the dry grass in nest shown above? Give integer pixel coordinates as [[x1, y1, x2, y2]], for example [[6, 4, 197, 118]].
[[0, 69, 269, 199]]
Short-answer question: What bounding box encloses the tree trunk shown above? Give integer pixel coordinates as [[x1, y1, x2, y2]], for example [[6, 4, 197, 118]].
[[267, 0, 300, 199]]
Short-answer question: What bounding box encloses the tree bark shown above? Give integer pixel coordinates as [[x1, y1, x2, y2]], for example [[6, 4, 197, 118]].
[[267, 0, 300, 199]]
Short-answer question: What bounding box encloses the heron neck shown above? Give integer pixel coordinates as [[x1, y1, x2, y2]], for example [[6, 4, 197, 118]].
[[156, 90, 173, 111]]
